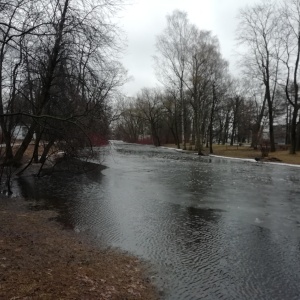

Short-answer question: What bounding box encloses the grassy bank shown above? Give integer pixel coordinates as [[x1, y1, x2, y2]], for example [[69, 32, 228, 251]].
[[0, 199, 158, 300], [164, 143, 300, 165]]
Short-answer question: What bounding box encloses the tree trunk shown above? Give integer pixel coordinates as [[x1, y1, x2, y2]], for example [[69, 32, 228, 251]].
[[170, 126, 179, 149], [151, 124, 160, 147], [13, 0, 70, 163], [209, 84, 216, 154], [230, 126, 235, 146], [289, 107, 298, 154], [251, 125, 260, 150], [222, 112, 230, 145], [33, 126, 42, 163], [195, 114, 204, 155], [251, 93, 267, 149], [218, 119, 223, 144], [209, 122, 213, 154], [39, 140, 55, 164], [173, 107, 180, 149], [180, 76, 186, 150], [296, 120, 300, 151], [268, 101, 276, 152], [3, 131, 13, 161], [13, 122, 37, 163], [265, 71, 276, 151], [190, 118, 195, 146]]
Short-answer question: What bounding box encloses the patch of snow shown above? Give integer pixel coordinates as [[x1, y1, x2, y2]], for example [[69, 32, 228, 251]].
[[265, 161, 300, 168], [209, 155, 254, 163], [209, 154, 300, 168]]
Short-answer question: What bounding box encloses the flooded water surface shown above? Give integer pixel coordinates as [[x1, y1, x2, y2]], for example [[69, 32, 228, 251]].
[[16, 142, 300, 299]]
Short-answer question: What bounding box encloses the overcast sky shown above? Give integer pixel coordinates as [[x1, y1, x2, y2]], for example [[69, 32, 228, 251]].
[[118, 0, 256, 97]]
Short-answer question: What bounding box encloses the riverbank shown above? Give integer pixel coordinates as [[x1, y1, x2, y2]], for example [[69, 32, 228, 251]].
[[163, 143, 300, 165], [0, 197, 158, 299]]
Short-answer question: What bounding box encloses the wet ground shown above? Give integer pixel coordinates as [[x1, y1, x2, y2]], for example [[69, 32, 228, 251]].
[[15, 142, 300, 300]]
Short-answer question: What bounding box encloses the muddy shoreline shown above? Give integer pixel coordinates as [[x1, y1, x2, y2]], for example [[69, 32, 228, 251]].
[[0, 196, 158, 299]]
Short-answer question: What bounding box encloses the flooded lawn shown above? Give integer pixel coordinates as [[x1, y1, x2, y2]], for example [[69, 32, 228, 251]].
[[16, 142, 300, 300]]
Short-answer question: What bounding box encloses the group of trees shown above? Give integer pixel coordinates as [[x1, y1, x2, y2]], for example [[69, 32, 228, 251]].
[[114, 81, 271, 154], [115, 0, 300, 155], [0, 0, 126, 171], [115, 11, 232, 154], [2, 0, 300, 183], [237, 0, 300, 154]]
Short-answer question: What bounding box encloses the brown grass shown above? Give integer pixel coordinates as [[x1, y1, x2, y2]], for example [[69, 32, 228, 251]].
[[164, 143, 300, 165], [0, 200, 158, 300]]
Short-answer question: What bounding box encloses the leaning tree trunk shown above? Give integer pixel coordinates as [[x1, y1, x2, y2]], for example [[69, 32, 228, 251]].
[[13, 122, 37, 163], [251, 93, 267, 149], [39, 140, 55, 164]]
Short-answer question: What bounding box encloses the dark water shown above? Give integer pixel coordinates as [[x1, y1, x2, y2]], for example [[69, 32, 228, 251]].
[[15, 142, 300, 300]]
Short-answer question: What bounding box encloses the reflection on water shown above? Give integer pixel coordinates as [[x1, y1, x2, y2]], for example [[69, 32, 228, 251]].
[[16, 142, 300, 300]]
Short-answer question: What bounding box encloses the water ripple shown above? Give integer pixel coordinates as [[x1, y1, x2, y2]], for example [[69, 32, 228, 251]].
[[16, 142, 300, 300]]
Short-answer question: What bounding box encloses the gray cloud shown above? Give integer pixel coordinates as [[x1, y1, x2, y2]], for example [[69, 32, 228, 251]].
[[120, 0, 256, 96]]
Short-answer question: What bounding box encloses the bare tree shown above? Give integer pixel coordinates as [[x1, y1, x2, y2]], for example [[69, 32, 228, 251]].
[[161, 88, 181, 148], [0, 0, 47, 161], [186, 30, 218, 154], [155, 10, 193, 150], [136, 88, 165, 147], [0, 0, 126, 170], [237, 1, 282, 152], [182, 28, 229, 154], [113, 97, 144, 143], [279, 0, 300, 153]]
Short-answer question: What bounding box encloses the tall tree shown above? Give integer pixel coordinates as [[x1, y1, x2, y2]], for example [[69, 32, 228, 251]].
[[0, 0, 47, 161], [136, 88, 165, 147], [237, 1, 281, 152], [0, 0, 126, 168], [186, 29, 220, 155], [161, 88, 181, 148], [280, 0, 300, 153], [155, 10, 193, 150]]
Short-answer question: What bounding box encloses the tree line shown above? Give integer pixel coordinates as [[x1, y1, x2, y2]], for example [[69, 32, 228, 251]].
[[0, 0, 126, 171], [115, 0, 300, 155], [1, 0, 300, 182]]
